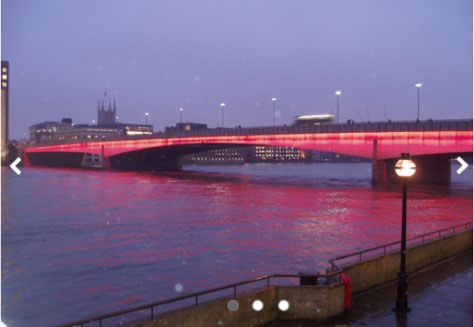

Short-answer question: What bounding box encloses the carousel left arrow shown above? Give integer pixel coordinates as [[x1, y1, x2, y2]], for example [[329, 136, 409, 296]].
[[10, 157, 21, 175]]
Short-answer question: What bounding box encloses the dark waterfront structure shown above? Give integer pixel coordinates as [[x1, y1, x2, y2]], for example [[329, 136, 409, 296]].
[[1, 60, 9, 165], [23, 119, 472, 184]]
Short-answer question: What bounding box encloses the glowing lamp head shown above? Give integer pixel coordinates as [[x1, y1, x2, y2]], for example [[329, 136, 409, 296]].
[[145, 112, 149, 116], [415, 83, 422, 88], [395, 153, 416, 178], [220, 102, 225, 107], [272, 97, 277, 102], [179, 108, 184, 112], [335, 90, 341, 96]]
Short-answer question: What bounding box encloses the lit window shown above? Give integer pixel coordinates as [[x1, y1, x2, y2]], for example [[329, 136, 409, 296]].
[[2, 67, 7, 73], [1, 82, 6, 87], [1, 75, 7, 80]]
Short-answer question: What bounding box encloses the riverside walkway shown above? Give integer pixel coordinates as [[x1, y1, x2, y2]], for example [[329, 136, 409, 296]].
[[266, 252, 473, 327], [58, 223, 472, 327]]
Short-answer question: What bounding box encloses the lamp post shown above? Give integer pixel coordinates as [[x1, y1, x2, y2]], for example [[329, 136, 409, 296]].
[[335, 91, 341, 123], [272, 97, 277, 126], [394, 153, 416, 314], [220, 103, 225, 128], [145, 112, 149, 125], [415, 83, 422, 121], [179, 108, 184, 124]]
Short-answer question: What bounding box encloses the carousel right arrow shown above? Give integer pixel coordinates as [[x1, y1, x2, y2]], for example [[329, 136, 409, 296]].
[[456, 156, 469, 175]]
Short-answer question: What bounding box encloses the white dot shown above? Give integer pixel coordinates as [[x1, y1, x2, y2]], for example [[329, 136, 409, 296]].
[[278, 300, 290, 311], [252, 300, 264, 311], [174, 284, 183, 292]]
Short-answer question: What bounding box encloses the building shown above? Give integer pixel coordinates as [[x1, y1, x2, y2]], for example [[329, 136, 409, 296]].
[[249, 146, 310, 162], [183, 146, 311, 164], [165, 122, 208, 133], [29, 119, 122, 144], [183, 147, 249, 164], [311, 150, 368, 162], [1, 60, 9, 164], [29, 100, 153, 144]]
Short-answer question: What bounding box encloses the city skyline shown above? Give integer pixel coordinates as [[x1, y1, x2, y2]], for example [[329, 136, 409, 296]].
[[2, 0, 473, 140]]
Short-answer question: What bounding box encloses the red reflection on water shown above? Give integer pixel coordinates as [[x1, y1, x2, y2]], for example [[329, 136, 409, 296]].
[[1, 165, 471, 326]]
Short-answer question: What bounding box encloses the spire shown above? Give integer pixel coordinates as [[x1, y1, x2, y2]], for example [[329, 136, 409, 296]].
[[101, 99, 104, 111], [113, 99, 116, 112], [108, 100, 112, 111], [97, 100, 100, 112]]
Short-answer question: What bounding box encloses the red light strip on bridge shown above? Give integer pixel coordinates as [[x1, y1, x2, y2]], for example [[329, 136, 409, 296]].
[[23, 130, 473, 160]]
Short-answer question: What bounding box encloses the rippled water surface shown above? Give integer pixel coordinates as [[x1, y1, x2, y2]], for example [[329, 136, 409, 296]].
[[1, 163, 472, 326]]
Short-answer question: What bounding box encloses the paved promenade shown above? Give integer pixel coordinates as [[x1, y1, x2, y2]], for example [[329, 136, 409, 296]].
[[266, 251, 472, 327]]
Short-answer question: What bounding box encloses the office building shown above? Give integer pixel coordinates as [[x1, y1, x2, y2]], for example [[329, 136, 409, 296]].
[[1, 60, 9, 164], [29, 101, 153, 144]]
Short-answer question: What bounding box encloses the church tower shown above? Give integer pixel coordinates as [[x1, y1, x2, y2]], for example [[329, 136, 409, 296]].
[[97, 95, 117, 125]]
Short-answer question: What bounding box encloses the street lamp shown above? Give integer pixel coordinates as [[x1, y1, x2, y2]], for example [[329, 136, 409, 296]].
[[92, 120, 96, 125], [272, 97, 277, 127], [415, 83, 422, 121], [220, 103, 226, 128], [394, 153, 416, 314], [335, 91, 341, 123], [179, 108, 184, 124], [145, 112, 149, 125]]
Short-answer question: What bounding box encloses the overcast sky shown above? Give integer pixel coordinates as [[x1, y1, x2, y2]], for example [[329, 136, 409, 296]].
[[2, 0, 473, 139]]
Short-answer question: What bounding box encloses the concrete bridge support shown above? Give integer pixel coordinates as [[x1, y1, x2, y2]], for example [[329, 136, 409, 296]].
[[372, 157, 452, 185]]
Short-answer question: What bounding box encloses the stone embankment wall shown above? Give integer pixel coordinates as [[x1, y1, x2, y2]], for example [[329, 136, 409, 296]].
[[340, 229, 472, 294]]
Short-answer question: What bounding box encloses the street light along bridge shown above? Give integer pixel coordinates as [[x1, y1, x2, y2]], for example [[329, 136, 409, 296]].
[[23, 119, 473, 184]]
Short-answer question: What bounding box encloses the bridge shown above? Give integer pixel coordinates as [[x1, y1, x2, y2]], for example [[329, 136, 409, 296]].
[[23, 119, 473, 184]]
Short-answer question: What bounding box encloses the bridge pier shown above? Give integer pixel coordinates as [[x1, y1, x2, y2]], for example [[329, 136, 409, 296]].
[[372, 157, 452, 185], [372, 160, 388, 185]]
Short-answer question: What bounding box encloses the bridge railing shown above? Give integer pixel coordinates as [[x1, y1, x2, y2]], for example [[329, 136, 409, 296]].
[[26, 119, 473, 147], [56, 271, 341, 327]]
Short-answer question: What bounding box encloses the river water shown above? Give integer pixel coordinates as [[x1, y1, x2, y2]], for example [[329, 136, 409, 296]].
[[1, 163, 472, 326]]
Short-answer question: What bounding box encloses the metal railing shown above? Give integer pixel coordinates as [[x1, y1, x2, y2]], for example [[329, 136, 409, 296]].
[[328, 221, 473, 271], [27, 119, 473, 148], [57, 272, 340, 327], [58, 221, 472, 327]]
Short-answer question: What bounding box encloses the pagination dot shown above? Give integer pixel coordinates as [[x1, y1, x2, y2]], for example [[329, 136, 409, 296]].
[[278, 299, 290, 311], [252, 299, 264, 311], [227, 299, 239, 311]]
